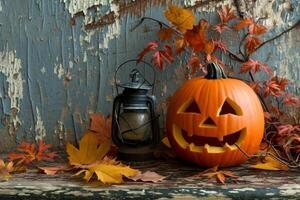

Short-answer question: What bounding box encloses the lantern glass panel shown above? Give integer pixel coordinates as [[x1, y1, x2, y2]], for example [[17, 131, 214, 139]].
[[118, 108, 152, 143]]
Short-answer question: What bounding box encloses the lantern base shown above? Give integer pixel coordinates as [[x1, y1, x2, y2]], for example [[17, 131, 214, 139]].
[[117, 145, 156, 162]]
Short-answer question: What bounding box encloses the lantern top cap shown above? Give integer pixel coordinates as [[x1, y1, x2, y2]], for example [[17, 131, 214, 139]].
[[120, 69, 152, 90]]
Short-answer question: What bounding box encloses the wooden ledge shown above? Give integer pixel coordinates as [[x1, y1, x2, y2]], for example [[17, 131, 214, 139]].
[[0, 159, 299, 199]]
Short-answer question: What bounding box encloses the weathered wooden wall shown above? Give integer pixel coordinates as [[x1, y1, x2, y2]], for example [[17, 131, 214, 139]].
[[0, 0, 299, 151]]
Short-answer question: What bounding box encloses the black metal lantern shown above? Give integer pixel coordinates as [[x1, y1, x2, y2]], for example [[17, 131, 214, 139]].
[[112, 59, 160, 162]]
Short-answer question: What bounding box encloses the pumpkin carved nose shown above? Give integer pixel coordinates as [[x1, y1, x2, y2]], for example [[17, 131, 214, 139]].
[[201, 117, 217, 128]]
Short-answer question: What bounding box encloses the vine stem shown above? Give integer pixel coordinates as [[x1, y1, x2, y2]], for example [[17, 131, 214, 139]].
[[256, 19, 300, 51]]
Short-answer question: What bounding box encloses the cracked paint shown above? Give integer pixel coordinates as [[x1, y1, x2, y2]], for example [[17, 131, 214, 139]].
[[252, 0, 293, 27], [0, 51, 23, 111], [35, 107, 46, 141], [54, 64, 65, 80], [60, 0, 102, 17]]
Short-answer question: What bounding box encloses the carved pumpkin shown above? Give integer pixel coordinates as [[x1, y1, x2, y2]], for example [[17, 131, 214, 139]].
[[166, 63, 264, 167]]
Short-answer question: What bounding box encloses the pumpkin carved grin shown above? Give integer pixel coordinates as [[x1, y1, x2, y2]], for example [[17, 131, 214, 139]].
[[173, 125, 247, 153]]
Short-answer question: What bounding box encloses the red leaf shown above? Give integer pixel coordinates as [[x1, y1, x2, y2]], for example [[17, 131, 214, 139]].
[[152, 46, 174, 70], [137, 42, 158, 63], [277, 124, 300, 136], [271, 76, 289, 91], [249, 23, 267, 35], [240, 59, 272, 75], [245, 36, 262, 54], [214, 24, 230, 33], [36, 140, 57, 161], [213, 40, 228, 53], [249, 81, 261, 93], [282, 93, 299, 106], [217, 5, 236, 23], [263, 80, 281, 97], [232, 18, 253, 30], [8, 140, 58, 166]]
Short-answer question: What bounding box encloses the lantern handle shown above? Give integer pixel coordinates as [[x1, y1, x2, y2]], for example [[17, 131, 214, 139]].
[[114, 59, 156, 95]]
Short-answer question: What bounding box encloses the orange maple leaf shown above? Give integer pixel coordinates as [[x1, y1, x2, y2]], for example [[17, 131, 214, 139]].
[[89, 113, 112, 144], [232, 18, 253, 30], [184, 19, 208, 52], [233, 18, 267, 36], [164, 4, 195, 33], [245, 36, 262, 54], [249, 23, 267, 35], [8, 140, 58, 166]]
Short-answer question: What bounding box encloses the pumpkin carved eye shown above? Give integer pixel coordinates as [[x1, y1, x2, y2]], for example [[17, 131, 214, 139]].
[[218, 98, 243, 116], [178, 98, 201, 114]]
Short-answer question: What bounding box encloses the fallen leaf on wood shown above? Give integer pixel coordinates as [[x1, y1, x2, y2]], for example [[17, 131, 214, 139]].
[[66, 132, 110, 166], [8, 140, 58, 166], [0, 159, 14, 180], [250, 155, 289, 171], [128, 171, 166, 183], [74, 157, 139, 184], [38, 165, 72, 175], [194, 166, 239, 184]]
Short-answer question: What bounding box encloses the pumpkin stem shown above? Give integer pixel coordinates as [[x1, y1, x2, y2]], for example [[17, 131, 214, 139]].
[[205, 62, 227, 79]]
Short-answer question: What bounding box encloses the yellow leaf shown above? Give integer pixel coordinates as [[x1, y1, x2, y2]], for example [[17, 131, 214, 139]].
[[66, 132, 110, 165], [162, 137, 171, 148], [0, 160, 15, 180], [164, 4, 195, 33], [250, 156, 289, 171], [157, 28, 174, 41], [75, 157, 139, 184]]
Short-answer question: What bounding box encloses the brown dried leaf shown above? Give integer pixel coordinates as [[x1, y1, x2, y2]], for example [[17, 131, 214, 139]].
[[194, 166, 239, 184], [38, 165, 71, 175], [128, 171, 166, 183]]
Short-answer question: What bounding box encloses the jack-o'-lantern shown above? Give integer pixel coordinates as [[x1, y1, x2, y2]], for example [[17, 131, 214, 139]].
[[166, 62, 264, 167]]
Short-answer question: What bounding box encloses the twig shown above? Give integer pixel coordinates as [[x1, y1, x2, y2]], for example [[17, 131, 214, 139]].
[[239, 33, 249, 60], [256, 19, 300, 51], [130, 17, 181, 35]]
